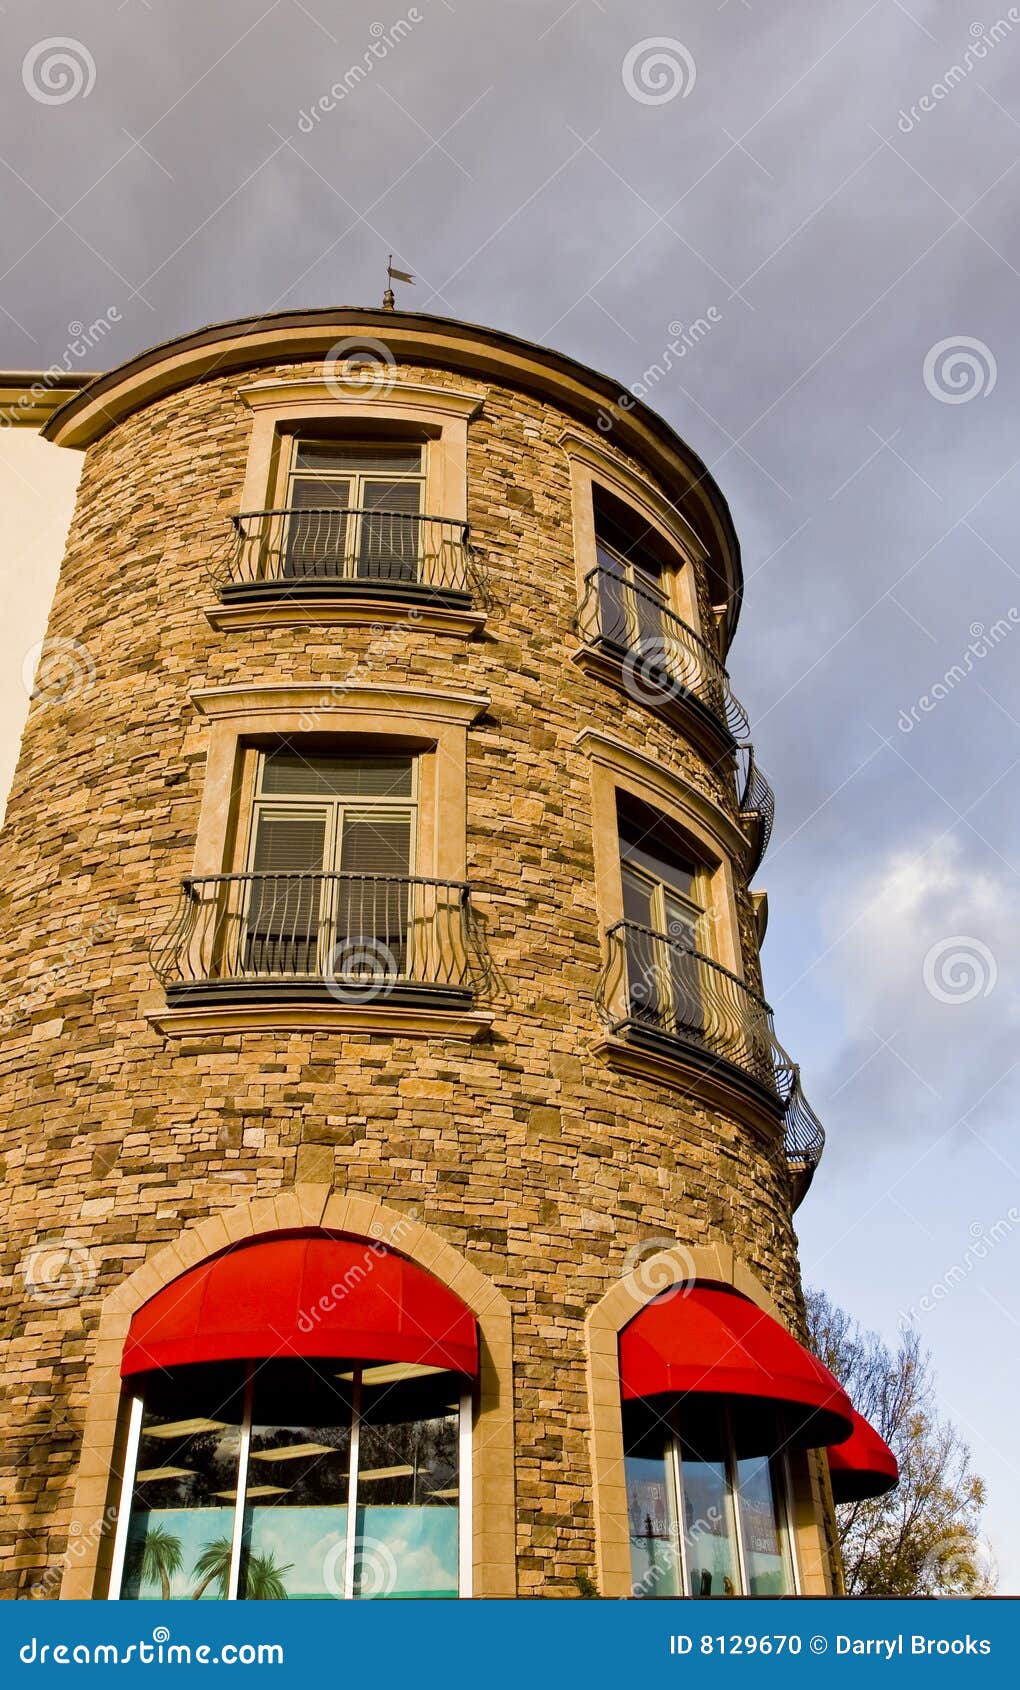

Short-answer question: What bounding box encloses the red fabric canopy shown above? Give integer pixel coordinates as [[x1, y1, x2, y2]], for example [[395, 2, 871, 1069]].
[[121, 1232, 478, 1379], [828, 1407, 898, 1501], [620, 1284, 854, 1448]]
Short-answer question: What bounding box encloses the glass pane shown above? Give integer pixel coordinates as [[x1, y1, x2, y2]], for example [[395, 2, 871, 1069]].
[[735, 1454, 794, 1596], [284, 479, 350, 578], [294, 444, 422, 475], [621, 867, 661, 1023], [662, 890, 703, 1035], [596, 542, 630, 646], [624, 1451, 681, 1598], [618, 797, 699, 904], [245, 813, 327, 976], [261, 753, 413, 800], [354, 1371, 461, 1599], [335, 816, 412, 981], [679, 1451, 741, 1597], [120, 1364, 244, 1600], [240, 1362, 353, 1602], [358, 480, 422, 583]]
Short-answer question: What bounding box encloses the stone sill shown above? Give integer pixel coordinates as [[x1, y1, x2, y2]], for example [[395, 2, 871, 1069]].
[[204, 597, 486, 638], [148, 1003, 496, 1039], [592, 1031, 784, 1145], [569, 642, 736, 768]]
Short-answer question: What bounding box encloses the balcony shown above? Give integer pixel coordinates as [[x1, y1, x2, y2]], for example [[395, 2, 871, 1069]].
[[596, 919, 824, 1201], [736, 745, 775, 873], [150, 871, 486, 1011], [575, 566, 750, 750], [207, 508, 486, 630]]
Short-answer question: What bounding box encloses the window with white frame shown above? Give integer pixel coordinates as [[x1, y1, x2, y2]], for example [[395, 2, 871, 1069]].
[[624, 1396, 797, 1599], [242, 748, 416, 980], [112, 1359, 469, 1600], [283, 442, 425, 583]]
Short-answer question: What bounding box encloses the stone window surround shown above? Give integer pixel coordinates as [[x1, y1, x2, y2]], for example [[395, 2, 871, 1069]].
[[205, 377, 485, 637], [148, 683, 493, 1040], [59, 1189, 516, 1601], [560, 430, 709, 638], [577, 727, 746, 983], [584, 1242, 838, 1598]]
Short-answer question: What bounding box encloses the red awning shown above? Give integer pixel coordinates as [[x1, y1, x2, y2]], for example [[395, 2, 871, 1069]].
[[121, 1232, 478, 1379], [828, 1407, 898, 1501], [620, 1284, 854, 1448]]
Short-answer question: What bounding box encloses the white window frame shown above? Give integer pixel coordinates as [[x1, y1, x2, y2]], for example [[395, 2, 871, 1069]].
[[107, 1364, 473, 1601], [636, 1404, 798, 1600], [283, 440, 428, 584]]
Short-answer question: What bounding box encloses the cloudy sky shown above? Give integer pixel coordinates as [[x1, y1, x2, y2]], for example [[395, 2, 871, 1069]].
[[2, 0, 1019, 1588]]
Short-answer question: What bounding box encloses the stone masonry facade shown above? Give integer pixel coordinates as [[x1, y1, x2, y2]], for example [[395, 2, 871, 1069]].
[[0, 330, 824, 1599]]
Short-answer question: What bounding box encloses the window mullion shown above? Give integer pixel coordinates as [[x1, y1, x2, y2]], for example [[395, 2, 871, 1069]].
[[725, 1404, 750, 1598], [343, 1366, 361, 1601], [227, 1364, 254, 1601], [458, 1387, 473, 1599], [107, 1395, 144, 1600], [668, 1405, 689, 1598]]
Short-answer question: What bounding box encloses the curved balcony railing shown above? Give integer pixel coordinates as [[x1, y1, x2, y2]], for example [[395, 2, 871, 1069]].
[[151, 871, 486, 1004], [736, 745, 775, 871], [576, 566, 750, 742], [211, 508, 485, 604], [596, 919, 824, 1191]]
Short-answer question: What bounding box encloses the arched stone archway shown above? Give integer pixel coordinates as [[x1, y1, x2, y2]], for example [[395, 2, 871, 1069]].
[[583, 1241, 834, 1597], [61, 1186, 515, 1598]]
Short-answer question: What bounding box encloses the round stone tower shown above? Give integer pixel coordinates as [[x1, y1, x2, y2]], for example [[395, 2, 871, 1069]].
[[0, 310, 840, 1604]]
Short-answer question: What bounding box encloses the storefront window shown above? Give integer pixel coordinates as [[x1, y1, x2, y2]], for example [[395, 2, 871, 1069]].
[[114, 1360, 468, 1601], [622, 1400, 796, 1598]]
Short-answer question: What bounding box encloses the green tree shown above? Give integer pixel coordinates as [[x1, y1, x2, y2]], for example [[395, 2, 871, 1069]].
[[806, 1289, 993, 1596], [190, 1536, 233, 1600], [243, 1550, 292, 1600], [129, 1524, 184, 1600]]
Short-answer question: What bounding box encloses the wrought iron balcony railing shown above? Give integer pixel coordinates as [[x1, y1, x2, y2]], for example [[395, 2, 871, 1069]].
[[597, 919, 824, 1190], [211, 507, 484, 604], [576, 566, 750, 743], [736, 745, 775, 871], [151, 872, 485, 1006]]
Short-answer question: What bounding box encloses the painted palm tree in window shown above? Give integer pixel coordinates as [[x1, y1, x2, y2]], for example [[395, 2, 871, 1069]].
[[283, 444, 423, 584], [618, 796, 705, 1039], [243, 752, 415, 985]]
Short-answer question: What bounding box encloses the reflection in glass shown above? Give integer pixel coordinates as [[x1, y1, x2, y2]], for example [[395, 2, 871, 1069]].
[[355, 1368, 460, 1599], [680, 1451, 740, 1598], [121, 1364, 244, 1600], [625, 1451, 680, 1598], [240, 1362, 353, 1601], [735, 1453, 793, 1596]]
